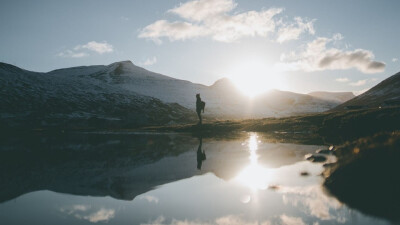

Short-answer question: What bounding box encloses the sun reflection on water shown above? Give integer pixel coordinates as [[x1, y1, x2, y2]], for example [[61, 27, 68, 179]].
[[235, 133, 272, 191]]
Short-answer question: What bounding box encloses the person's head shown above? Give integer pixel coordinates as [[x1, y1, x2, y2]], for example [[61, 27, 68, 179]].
[[196, 93, 200, 99]]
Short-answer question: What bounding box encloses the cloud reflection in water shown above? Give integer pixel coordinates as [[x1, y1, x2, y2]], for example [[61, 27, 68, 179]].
[[60, 204, 115, 223]]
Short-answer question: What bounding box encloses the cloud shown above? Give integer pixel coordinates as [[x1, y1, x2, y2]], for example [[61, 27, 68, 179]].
[[332, 33, 344, 41], [74, 41, 113, 54], [168, 0, 237, 22], [83, 208, 115, 223], [144, 57, 157, 66], [57, 50, 89, 58], [393, 58, 399, 62], [276, 17, 315, 43], [139, 20, 209, 43], [72, 205, 89, 211], [349, 79, 367, 86], [140, 195, 159, 203], [139, 0, 295, 43], [141, 215, 271, 225], [139, 57, 157, 66], [60, 204, 90, 214], [349, 78, 378, 87], [60, 205, 115, 223], [280, 215, 306, 225], [278, 185, 343, 222], [58, 41, 113, 58], [354, 88, 370, 95], [335, 77, 349, 82], [120, 16, 130, 21], [278, 36, 385, 74]]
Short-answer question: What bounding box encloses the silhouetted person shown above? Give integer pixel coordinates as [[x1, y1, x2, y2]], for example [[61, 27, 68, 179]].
[[197, 137, 206, 170], [196, 94, 205, 125]]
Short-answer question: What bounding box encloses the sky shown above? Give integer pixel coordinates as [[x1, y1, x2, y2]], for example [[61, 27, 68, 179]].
[[1, 0, 400, 95]]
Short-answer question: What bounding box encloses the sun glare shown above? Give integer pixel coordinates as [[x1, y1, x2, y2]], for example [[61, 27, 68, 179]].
[[227, 60, 285, 97], [235, 134, 271, 191]]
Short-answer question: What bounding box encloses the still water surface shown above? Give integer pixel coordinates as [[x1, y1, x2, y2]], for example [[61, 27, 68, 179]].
[[0, 132, 394, 225]]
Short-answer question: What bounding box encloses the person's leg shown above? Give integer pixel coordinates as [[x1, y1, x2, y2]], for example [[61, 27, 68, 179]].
[[197, 111, 202, 124], [199, 113, 202, 124]]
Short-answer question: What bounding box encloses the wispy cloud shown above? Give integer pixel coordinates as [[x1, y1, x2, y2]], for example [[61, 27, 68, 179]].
[[139, 0, 314, 43], [354, 88, 370, 95], [332, 33, 344, 41], [393, 58, 399, 62], [83, 208, 115, 223], [168, 0, 237, 22], [276, 17, 315, 43], [120, 16, 130, 21], [60, 205, 115, 223], [139, 20, 209, 44], [57, 50, 89, 58], [142, 57, 157, 66], [349, 78, 379, 87], [280, 214, 306, 225], [139, 195, 159, 203], [58, 41, 113, 58], [141, 215, 272, 225], [335, 77, 349, 82], [278, 35, 385, 74], [349, 79, 367, 86], [278, 185, 343, 222], [74, 41, 113, 54], [60, 204, 90, 214], [335, 77, 378, 87]]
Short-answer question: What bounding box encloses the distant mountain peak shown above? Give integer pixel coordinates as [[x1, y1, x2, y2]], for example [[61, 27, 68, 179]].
[[110, 60, 134, 66], [105, 60, 176, 81], [308, 91, 355, 103], [211, 77, 235, 88], [108, 60, 134, 68], [107, 60, 141, 75]]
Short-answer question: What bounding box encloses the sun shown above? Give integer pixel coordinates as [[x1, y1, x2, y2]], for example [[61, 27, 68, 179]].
[[227, 60, 285, 97]]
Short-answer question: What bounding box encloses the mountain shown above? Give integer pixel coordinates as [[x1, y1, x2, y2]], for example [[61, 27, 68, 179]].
[[0, 60, 343, 129], [0, 62, 196, 129], [333, 72, 400, 110], [67, 60, 339, 118], [308, 91, 355, 103]]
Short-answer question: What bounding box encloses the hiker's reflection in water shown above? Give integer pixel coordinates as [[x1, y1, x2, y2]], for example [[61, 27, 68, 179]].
[[197, 137, 206, 170]]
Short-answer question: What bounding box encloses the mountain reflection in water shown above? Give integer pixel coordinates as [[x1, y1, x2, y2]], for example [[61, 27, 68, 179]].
[[0, 132, 394, 225]]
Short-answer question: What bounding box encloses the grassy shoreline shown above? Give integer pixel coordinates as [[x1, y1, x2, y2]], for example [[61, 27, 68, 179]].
[[142, 106, 400, 144]]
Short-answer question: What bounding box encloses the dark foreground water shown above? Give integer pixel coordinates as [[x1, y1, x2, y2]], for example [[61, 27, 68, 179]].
[[0, 132, 395, 225]]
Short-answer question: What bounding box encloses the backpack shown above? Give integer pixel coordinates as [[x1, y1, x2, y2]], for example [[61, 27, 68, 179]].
[[201, 101, 205, 113]]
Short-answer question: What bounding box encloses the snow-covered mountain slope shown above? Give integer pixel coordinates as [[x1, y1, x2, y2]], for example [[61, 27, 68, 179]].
[[73, 60, 339, 118], [333, 71, 400, 110], [0, 60, 342, 129], [308, 91, 355, 103], [0, 62, 196, 129]]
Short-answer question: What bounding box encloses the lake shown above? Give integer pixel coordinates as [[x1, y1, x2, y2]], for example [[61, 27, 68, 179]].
[[0, 132, 394, 225]]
